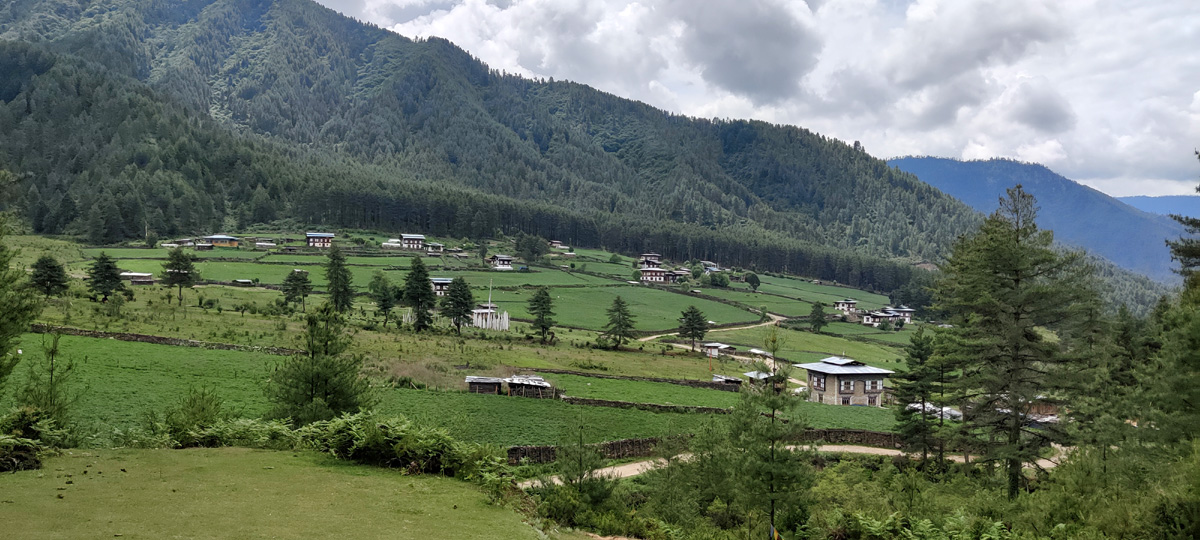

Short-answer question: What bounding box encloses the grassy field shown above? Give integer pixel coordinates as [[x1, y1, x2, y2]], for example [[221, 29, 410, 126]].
[[0, 448, 551, 539], [756, 275, 892, 310], [487, 285, 759, 331], [701, 326, 903, 368], [8, 235, 86, 268], [694, 287, 814, 317], [823, 321, 916, 346], [546, 372, 743, 408]]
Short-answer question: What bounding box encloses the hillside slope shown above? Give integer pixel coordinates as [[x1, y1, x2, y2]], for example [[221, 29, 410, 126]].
[[889, 157, 1183, 282], [0, 0, 979, 283], [1118, 195, 1200, 218]]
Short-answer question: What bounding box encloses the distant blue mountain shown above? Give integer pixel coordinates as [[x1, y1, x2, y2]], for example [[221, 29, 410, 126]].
[[889, 157, 1182, 282], [1117, 195, 1200, 218]]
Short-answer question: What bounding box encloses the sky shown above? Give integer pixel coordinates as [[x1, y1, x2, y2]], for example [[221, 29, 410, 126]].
[[314, 0, 1200, 197]]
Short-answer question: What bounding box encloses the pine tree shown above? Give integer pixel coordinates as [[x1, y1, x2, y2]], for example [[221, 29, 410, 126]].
[[441, 277, 474, 334], [281, 270, 313, 312], [160, 247, 198, 305], [808, 302, 828, 333], [679, 305, 708, 351], [266, 304, 372, 426], [325, 245, 354, 313], [29, 255, 68, 298], [602, 295, 636, 349], [87, 252, 125, 302], [0, 217, 42, 391], [527, 286, 555, 344], [892, 326, 939, 462], [1165, 151, 1200, 289], [401, 256, 435, 332], [933, 185, 1100, 500], [17, 332, 79, 426], [368, 271, 396, 328]]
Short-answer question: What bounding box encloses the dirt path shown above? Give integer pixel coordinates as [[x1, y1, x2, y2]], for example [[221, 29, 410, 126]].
[[519, 444, 1063, 488], [637, 314, 807, 385]]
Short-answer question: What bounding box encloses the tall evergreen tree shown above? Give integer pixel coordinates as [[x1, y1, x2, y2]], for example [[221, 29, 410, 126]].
[[160, 247, 199, 305], [281, 270, 313, 312], [808, 301, 828, 333], [87, 252, 125, 302], [679, 305, 708, 351], [0, 217, 42, 391], [602, 295, 636, 349], [325, 245, 354, 313], [368, 271, 396, 328], [1165, 151, 1200, 289], [527, 286, 555, 344], [892, 326, 939, 462], [933, 185, 1100, 500], [441, 277, 474, 334], [266, 304, 372, 426], [29, 255, 68, 298], [401, 256, 435, 332]]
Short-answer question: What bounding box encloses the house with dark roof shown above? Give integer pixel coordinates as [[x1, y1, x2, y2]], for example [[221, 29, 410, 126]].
[[795, 356, 893, 407]]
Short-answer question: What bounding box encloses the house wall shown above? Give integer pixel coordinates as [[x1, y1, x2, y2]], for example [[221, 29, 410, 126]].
[[807, 373, 887, 407]]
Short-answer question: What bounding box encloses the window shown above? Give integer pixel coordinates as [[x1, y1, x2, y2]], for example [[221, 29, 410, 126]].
[[812, 375, 826, 391], [866, 379, 882, 391], [841, 396, 850, 405], [868, 395, 877, 406], [840, 379, 855, 392]]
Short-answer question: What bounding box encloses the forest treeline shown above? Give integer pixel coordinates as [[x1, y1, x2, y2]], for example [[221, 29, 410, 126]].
[[0, 0, 1173, 309]]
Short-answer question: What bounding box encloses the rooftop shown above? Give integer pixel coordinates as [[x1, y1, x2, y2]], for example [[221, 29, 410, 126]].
[[795, 356, 895, 376], [430, 278, 454, 284], [203, 234, 239, 241], [465, 376, 503, 384], [401, 234, 425, 239], [306, 232, 335, 238]]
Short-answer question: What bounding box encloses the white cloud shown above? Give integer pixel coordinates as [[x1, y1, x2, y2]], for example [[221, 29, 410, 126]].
[[314, 0, 1200, 197]]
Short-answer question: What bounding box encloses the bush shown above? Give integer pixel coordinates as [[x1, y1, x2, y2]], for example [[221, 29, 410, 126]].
[[0, 407, 68, 471]]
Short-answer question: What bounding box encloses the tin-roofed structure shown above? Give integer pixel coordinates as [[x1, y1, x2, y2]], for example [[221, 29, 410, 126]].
[[504, 375, 555, 398], [465, 376, 503, 395], [795, 356, 893, 407]]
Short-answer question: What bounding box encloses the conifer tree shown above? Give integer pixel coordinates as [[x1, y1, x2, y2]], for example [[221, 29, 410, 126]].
[[87, 252, 125, 302], [933, 185, 1100, 500], [602, 296, 636, 349], [368, 271, 396, 328], [808, 301, 828, 333], [325, 245, 354, 313], [160, 247, 198, 305], [679, 305, 708, 351], [1165, 151, 1200, 289], [892, 326, 939, 462], [281, 270, 313, 312], [401, 256, 435, 332], [266, 303, 372, 426], [441, 277, 474, 334], [30, 255, 68, 298], [527, 286, 555, 344], [0, 217, 41, 391]]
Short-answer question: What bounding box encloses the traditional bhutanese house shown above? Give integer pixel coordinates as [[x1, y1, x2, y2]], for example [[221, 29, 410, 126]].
[[640, 252, 661, 263], [465, 376, 503, 395], [549, 240, 564, 249], [194, 243, 214, 251], [504, 375, 555, 398], [860, 310, 898, 327], [884, 306, 916, 324], [426, 242, 444, 254], [382, 239, 404, 250], [306, 232, 334, 248], [203, 234, 239, 248], [640, 266, 668, 283], [490, 254, 514, 270], [639, 256, 662, 268], [704, 342, 737, 358], [795, 356, 893, 407], [712, 374, 744, 389], [401, 234, 425, 250], [833, 299, 858, 314], [668, 269, 693, 283], [430, 277, 454, 296]]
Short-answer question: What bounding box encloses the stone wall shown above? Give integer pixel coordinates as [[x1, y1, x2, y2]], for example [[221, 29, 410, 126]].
[[535, 368, 741, 392], [561, 396, 730, 415], [29, 324, 302, 356]]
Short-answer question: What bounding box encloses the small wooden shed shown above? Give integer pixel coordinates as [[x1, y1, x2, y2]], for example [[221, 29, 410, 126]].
[[465, 376, 503, 395], [504, 375, 555, 398]]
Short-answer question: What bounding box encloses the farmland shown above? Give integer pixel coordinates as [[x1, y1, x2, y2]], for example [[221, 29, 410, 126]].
[[698, 325, 905, 368], [0, 448, 552, 540], [486, 285, 760, 330]]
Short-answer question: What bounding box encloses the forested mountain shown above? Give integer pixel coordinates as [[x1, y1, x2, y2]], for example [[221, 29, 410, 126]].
[[1118, 195, 1200, 218], [889, 157, 1184, 282], [0, 0, 988, 295]]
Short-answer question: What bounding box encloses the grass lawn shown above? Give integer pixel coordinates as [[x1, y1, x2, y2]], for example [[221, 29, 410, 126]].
[[0, 448, 546, 539], [823, 322, 916, 346], [487, 285, 758, 331], [8, 235, 87, 267], [694, 287, 813, 317], [703, 326, 903, 368], [83, 247, 265, 260], [756, 275, 891, 310], [545, 372, 742, 408]]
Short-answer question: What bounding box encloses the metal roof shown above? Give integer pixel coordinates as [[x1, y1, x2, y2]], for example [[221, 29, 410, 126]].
[[504, 375, 552, 387], [401, 234, 425, 239], [821, 356, 857, 365], [794, 362, 894, 376], [712, 374, 742, 383], [704, 342, 733, 349], [465, 376, 503, 384], [306, 232, 335, 238], [203, 234, 239, 241], [430, 278, 454, 284], [743, 371, 772, 380]]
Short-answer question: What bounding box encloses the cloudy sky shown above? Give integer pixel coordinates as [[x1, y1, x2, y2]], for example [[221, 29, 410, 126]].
[[315, 0, 1200, 197]]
